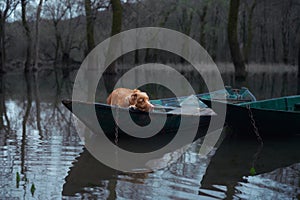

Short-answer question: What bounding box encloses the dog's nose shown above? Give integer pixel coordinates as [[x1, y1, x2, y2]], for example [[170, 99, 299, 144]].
[[149, 103, 154, 111]]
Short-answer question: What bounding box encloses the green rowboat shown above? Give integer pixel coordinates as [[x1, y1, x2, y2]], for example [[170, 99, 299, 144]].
[[220, 95, 300, 135], [62, 96, 221, 152], [62, 88, 256, 146]]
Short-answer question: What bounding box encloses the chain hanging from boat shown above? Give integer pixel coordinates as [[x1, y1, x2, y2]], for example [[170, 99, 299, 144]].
[[114, 106, 120, 173], [114, 106, 119, 145], [246, 104, 264, 175], [246, 104, 264, 147]]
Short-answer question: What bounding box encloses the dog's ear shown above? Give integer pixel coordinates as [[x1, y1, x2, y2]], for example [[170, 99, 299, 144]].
[[129, 93, 138, 105], [133, 89, 140, 93]]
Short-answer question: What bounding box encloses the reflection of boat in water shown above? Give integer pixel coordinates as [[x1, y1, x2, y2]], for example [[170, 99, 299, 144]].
[[201, 135, 300, 198], [62, 148, 117, 197], [63, 134, 300, 198], [62, 141, 214, 198]]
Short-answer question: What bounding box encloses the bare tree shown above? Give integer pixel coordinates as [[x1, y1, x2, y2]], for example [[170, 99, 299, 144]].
[[242, 0, 257, 63], [228, 0, 246, 80], [197, 2, 208, 48], [281, 0, 292, 64], [84, 0, 109, 55], [33, 0, 44, 71], [176, 0, 194, 37], [259, 0, 266, 63], [21, 0, 33, 72], [298, 46, 300, 78], [61, 1, 83, 63], [110, 0, 122, 36], [44, 0, 70, 62], [0, 0, 19, 73], [0, 0, 298, 69], [84, 0, 94, 54], [209, 2, 220, 60], [104, 0, 122, 74], [297, 14, 300, 78]]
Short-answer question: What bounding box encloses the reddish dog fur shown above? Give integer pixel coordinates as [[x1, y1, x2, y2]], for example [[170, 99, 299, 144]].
[[107, 88, 154, 112]]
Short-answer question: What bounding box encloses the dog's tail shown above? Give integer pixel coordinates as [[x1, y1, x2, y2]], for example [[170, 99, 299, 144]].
[[106, 93, 112, 104]]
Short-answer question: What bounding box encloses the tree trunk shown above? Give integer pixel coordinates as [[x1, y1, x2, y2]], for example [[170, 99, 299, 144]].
[[105, 0, 122, 74], [260, 25, 266, 63], [34, 0, 44, 71], [211, 6, 219, 61], [298, 47, 300, 79], [281, 22, 289, 64], [111, 0, 122, 36], [179, 6, 193, 63], [243, 0, 256, 63], [85, 0, 95, 55], [0, 16, 6, 73], [272, 30, 277, 63], [281, 1, 291, 64], [54, 22, 62, 63], [199, 4, 208, 48], [21, 0, 32, 72], [228, 0, 246, 80]]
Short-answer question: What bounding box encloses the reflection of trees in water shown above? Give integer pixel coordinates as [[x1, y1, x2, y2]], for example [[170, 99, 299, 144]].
[[0, 74, 12, 154], [20, 70, 75, 137], [51, 69, 75, 137], [0, 70, 80, 198], [0, 74, 10, 132], [21, 73, 33, 175], [33, 73, 42, 137], [241, 65, 297, 100]]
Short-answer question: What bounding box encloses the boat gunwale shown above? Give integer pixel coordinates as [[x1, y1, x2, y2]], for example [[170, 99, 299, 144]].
[[236, 95, 300, 114], [62, 99, 215, 117]]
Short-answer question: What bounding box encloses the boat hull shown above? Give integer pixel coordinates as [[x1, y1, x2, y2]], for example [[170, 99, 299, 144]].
[[206, 99, 300, 136], [62, 100, 223, 151], [228, 104, 300, 135]]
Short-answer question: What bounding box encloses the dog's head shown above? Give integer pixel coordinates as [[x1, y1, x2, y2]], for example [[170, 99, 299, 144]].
[[129, 89, 154, 112]]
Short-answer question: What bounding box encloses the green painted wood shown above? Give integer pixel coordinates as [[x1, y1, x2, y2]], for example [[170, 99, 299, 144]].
[[238, 95, 300, 112]]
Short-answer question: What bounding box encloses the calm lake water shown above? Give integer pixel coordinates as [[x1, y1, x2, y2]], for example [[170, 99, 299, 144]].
[[0, 65, 300, 199]]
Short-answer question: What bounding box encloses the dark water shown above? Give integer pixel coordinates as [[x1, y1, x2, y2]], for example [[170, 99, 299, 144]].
[[0, 66, 300, 199]]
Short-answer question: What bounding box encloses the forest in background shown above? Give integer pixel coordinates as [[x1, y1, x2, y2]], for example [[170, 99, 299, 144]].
[[0, 0, 299, 79]]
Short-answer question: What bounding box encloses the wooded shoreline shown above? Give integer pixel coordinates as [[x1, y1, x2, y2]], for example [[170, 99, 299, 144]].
[[0, 0, 299, 78]]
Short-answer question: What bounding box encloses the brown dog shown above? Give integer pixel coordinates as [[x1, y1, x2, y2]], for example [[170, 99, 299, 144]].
[[107, 88, 154, 112]]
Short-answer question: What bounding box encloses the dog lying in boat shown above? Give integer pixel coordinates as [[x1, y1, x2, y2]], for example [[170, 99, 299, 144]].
[[107, 88, 154, 112]]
